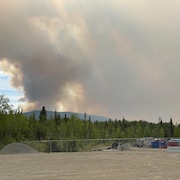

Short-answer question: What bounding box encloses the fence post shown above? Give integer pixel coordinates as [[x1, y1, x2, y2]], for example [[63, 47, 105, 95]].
[[84, 139, 86, 150], [49, 140, 52, 153], [66, 141, 68, 152]]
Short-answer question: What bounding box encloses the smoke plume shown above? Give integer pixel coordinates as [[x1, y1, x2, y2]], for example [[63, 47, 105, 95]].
[[0, 0, 92, 112], [1, 0, 180, 122]]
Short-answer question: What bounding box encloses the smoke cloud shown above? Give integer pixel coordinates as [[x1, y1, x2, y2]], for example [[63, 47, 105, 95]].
[[1, 0, 180, 122], [0, 0, 91, 112]]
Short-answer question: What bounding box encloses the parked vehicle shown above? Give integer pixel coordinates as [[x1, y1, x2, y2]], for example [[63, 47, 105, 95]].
[[167, 139, 180, 152], [167, 139, 180, 146]]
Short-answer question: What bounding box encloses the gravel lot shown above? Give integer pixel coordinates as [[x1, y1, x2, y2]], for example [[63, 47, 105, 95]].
[[0, 148, 180, 180]]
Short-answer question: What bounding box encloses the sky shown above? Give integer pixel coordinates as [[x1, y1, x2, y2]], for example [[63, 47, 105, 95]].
[[1, 0, 180, 123]]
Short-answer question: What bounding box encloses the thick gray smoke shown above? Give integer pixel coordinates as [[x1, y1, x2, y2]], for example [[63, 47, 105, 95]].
[[1, 0, 180, 122], [0, 1, 92, 111]]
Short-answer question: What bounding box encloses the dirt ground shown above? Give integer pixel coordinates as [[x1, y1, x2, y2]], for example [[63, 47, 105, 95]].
[[0, 148, 180, 180]]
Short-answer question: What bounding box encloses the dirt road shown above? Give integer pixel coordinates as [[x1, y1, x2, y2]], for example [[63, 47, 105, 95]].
[[0, 148, 179, 180]]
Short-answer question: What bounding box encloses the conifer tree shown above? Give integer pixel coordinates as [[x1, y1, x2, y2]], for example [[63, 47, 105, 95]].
[[39, 106, 47, 122], [170, 117, 174, 137]]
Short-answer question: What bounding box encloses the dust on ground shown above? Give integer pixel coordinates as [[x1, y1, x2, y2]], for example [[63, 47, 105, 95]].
[[0, 147, 179, 180]]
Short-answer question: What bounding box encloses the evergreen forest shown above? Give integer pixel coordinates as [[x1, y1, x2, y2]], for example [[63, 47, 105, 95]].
[[0, 95, 180, 147]]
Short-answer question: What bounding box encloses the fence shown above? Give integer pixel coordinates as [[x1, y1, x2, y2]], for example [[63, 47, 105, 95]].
[[23, 138, 137, 153]]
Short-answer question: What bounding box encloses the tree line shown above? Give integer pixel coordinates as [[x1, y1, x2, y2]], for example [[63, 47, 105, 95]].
[[0, 95, 180, 147]]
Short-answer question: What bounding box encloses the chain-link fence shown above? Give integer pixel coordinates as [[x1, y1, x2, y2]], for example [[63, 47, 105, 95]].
[[23, 138, 137, 152]]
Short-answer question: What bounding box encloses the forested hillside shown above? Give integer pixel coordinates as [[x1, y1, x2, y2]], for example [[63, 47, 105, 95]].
[[0, 95, 180, 147], [24, 110, 109, 122]]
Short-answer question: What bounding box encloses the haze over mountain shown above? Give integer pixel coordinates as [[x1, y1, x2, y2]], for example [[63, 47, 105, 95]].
[[24, 110, 110, 122]]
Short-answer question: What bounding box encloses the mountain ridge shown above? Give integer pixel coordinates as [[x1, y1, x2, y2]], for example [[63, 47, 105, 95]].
[[24, 110, 110, 122]]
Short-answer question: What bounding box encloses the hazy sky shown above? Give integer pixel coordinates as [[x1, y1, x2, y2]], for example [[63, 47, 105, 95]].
[[1, 0, 180, 123]]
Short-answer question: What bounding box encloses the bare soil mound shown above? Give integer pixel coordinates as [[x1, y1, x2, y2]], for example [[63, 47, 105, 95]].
[[0, 142, 39, 154]]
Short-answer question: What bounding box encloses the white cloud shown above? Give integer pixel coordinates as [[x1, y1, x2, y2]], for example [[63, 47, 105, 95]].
[[0, 71, 23, 109]]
